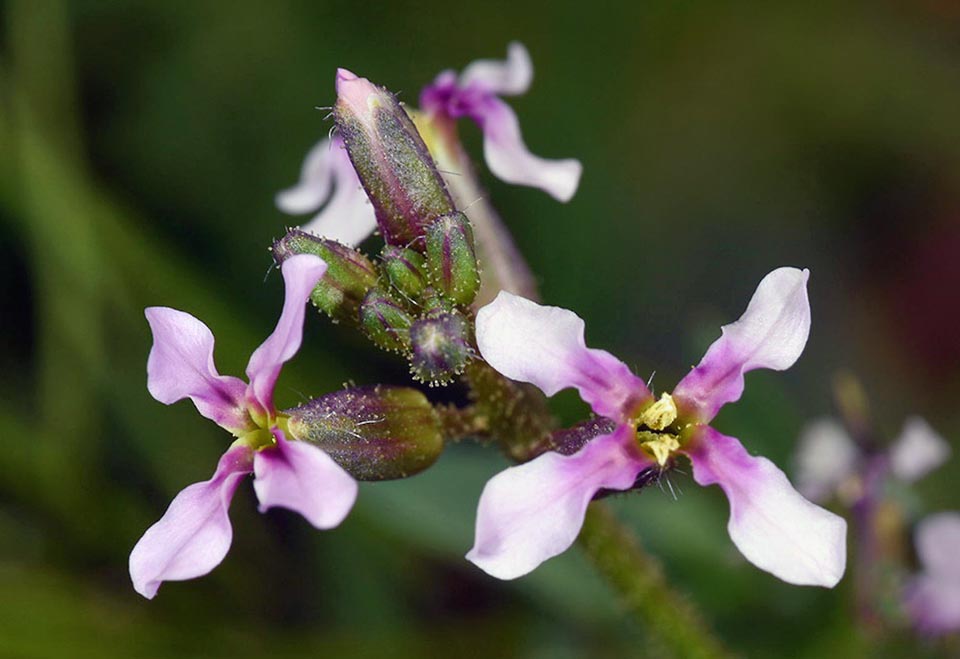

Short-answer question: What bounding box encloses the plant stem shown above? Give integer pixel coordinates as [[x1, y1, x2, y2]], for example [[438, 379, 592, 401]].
[[579, 503, 734, 659]]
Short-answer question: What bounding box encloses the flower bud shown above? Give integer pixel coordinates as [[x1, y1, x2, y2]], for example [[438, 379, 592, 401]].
[[359, 288, 414, 353], [334, 69, 455, 246], [409, 310, 473, 385], [285, 386, 444, 480], [381, 246, 427, 299], [272, 229, 377, 321], [425, 211, 481, 306], [549, 418, 618, 456]]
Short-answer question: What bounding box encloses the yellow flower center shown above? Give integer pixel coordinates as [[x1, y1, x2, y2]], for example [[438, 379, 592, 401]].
[[634, 393, 682, 466]]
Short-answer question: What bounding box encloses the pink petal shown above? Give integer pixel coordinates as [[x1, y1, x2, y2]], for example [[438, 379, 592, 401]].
[[245, 254, 327, 412], [889, 417, 951, 483], [904, 574, 960, 636], [476, 97, 582, 202], [252, 429, 358, 529], [145, 307, 251, 433], [277, 137, 377, 248], [129, 446, 254, 599], [685, 427, 847, 587], [793, 418, 859, 503], [673, 267, 811, 423], [467, 425, 651, 579], [915, 512, 960, 580], [459, 41, 532, 96], [476, 292, 651, 420]]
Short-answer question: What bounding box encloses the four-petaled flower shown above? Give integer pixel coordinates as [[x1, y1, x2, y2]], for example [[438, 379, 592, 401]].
[[470, 267, 847, 586], [129, 254, 358, 599], [419, 42, 582, 202], [903, 512, 960, 635]]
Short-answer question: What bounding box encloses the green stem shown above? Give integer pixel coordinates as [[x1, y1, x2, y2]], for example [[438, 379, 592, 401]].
[[579, 503, 734, 659]]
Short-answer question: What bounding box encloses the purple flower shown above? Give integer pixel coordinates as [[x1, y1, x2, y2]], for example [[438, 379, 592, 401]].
[[470, 267, 847, 586], [129, 254, 358, 599], [903, 512, 960, 635], [275, 135, 377, 247], [420, 42, 582, 202], [794, 416, 950, 504]]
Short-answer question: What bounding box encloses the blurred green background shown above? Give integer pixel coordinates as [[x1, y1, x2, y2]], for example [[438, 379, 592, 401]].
[[2, 0, 959, 657]]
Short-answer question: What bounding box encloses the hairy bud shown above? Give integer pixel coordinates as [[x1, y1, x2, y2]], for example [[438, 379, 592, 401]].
[[272, 229, 377, 320], [334, 69, 454, 246], [381, 246, 428, 299], [409, 310, 472, 385], [285, 386, 443, 480], [425, 211, 480, 306], [359, 288, 414, 353]]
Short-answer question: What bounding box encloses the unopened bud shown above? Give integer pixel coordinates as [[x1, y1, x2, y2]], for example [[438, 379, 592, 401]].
[[409, 311, 472, 385], [359, 288, 414, 353], [549, 418, 618, 456], [381, 246, 427, 299], [285, 386, 443, 480], [425, 212, 480, 306], [334, 69, 454, 246], [272, 229, 377, 321]]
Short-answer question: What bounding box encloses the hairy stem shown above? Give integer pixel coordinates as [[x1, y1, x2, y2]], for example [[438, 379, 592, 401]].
[[580, 504, 734, 659]]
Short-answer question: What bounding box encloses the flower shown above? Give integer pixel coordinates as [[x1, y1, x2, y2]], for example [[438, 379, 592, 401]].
[[794, 416, 950, 504], [275, 134, 377, 247], [469, 267, 847, 586], [129, 254, 358, 599], [903, 512, 960, 635], [419, 42, 582, 202]]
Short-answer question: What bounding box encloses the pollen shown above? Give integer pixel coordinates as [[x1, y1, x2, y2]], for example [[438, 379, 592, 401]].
[[638, 431, 681, 466], [638, 393, 678, 431]]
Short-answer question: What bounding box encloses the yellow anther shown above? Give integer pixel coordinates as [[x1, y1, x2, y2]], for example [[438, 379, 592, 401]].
[[638, 393, 678, 431], [638, 431, 681, 466]]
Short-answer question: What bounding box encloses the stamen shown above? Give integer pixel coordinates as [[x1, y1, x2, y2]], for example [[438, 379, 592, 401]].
[[638, 393, 678, 431]]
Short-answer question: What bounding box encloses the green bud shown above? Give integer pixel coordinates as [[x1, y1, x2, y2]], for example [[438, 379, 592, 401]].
[[381, 246, 427, 299], [359, 288, 414, 353], [425, 211, 480, 306], [334, 69, 454, 247], [409, 310, 472, 385], [285, 386, 444, 480], [272, 229, 377, 321]]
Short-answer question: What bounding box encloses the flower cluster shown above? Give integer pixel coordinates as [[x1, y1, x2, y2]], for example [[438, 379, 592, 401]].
[[132, 44, 861, 607]]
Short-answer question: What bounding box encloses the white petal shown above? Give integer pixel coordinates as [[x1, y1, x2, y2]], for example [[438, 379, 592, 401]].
[[459, 42, 532, 96], [793, 418, 859, 502], [673, 267, 811, 423], [276, 139, 337, 214], [476, 291, 650, 420], [915, 512, 960, 579], [687, 428, 847, 587], [889, 417, 951, 483], [467, 426, 650, 579]]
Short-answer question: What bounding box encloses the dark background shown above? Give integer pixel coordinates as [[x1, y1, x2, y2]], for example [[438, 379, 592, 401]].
[[2, 1, 959, 656]]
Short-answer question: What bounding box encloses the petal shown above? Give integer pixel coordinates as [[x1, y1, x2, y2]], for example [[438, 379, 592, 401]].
[[278, 137, 378, 248], [793, 418, 859, 502], [475, 97, 582, 202], [275, 139, 337, 214], [145, 307, 251, 432], [129, 446, 253, 599], [245, 254, 327, 412], [889, 417, 951, 483], [252, 428, 358, 529], [673, 267, 811, 423], [459, 41, 532, 96], [476, 291, 651, 420], [915, 512, 960, 579], [685, 427, 847, 587], [904, 574, 960, 636], [467, 425, 651, 580]]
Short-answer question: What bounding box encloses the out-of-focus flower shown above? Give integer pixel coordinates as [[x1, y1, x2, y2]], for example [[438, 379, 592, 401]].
[[419, 42, 582, 202], [470, 268, 847, 587], [903, 512, 960, 635], [129, 255, 358, 599], [794, 416, 951, 504], [275, 135, 377, 247]]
